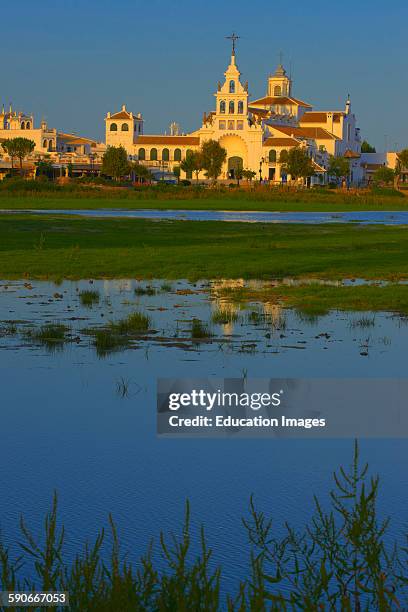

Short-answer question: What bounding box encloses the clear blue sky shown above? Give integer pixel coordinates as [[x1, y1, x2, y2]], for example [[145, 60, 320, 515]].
[[1, 0, 407, 151]]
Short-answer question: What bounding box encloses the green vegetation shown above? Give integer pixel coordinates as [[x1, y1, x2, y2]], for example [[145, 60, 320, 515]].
[[279, 146, 315, 181], [110, 311, 151, 334], [361, 140, 376, 153], [0, 444, 406, 609], [79, 289, 100, 307], [134, 285, 156, 296], [373, 166, 395, 186], [191, 318, 212, 339], [328, 155, 351, 182], [217, 283, 408, 317], [101, 145, 130, 180], [211, 309, 239, 324], [91, 328, 129, 358], [2, 215, 408, 283], [0, 182, 407, 210], [200, 139, 227, 182], [23, 322, 69, 351], [1, 137, 35, 171]]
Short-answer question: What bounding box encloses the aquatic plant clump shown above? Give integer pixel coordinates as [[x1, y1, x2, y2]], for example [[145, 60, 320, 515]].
[[79, 289, 100, 307], [23, 323, 69, 351], [191, 318, 213, 339], [110, 311, 151, 334], [211, 309, 239, 325]]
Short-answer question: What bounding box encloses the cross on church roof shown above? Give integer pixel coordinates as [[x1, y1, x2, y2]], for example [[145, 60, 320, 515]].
[[226, 32, 240, 55]]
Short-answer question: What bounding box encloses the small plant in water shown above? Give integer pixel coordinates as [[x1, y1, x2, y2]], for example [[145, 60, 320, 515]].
[[79, 289, 100, 307], [116, 377, 130, 398], [111, 311, 151, 334], [23, 323, 68, 352], [350, 315, 376, 329], [93, 329, 128, 358], [134, 285, 156, 296], [191, 318, 212, 340], [160, 282, 173, 292], [211, 309, 238, 325]]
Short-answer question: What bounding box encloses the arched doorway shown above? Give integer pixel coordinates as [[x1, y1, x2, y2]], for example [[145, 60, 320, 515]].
[[228, 156, 243, 179]]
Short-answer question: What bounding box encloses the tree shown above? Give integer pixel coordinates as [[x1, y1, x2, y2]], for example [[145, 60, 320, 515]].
[[395, 148, 408, 188], [361, 140, 376, 153], [173, 165, 181, 184], [279, 147, 315, 183], [372, 166, 395, 186], [101, 146, 130, 181], [2, 137, 35, 173], [200, 140, 227, 183], [242, 169, 256, 184], [35, 160, 54, 180], [180, 151, 203, 183], [131, 162, 152, 184], [328, 155, 350, 183]]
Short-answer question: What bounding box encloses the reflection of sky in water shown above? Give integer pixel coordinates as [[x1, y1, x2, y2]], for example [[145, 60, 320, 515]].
[[4, 208, 408, 224], [0, 278, 407, 590]]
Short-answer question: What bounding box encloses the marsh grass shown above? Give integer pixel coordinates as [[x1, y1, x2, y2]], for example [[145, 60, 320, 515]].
[[349, 315, 376, 328], [134, 285, 156, 296], [160, 282, 173, 292], [79, 289, 100, 307], [110, 311, 151, 334], [191, 318, 212, 340], [0, 444, 405, 610], [93, 329, 129, 358], [115, 377, 130, 398], [23, 323, 69, 351], [211, 309, 239, 325]]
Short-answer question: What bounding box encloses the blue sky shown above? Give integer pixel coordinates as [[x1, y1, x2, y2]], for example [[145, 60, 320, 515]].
[[1, 0, 407, 151]]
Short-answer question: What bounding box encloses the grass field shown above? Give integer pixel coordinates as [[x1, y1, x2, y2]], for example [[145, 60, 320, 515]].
[[1, 214, 408, 283], [0, 185, 407, 212]]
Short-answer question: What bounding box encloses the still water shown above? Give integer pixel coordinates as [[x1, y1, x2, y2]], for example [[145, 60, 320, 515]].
[[4, 208, 408, 224], [0, 278, 407, 591]]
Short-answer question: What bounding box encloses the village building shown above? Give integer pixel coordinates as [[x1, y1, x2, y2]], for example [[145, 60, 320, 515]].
[[105, 39, 363, 184]]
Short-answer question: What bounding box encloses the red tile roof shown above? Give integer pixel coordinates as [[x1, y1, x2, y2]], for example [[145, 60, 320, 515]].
[[272, 125, 339, 140], [109, 110, 132, 120], [263, 137, 299, 146], [250, 96, 312, 108], [300, 111, 345, 123]]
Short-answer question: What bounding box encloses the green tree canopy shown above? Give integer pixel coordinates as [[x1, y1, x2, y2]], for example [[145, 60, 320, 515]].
[[242, 169, 256, 183], [200, 140, 227, 182], [280, 147, 315, 181], [102, 146, 130, 181], [2, 137, 35, 171], [131, 162, 152, 183], [328, 155, 350, 180], [35, 160, 54, 180], [180, 150, 203, 183], [361, 140, 376, 153], [373, 166, 395, 185]]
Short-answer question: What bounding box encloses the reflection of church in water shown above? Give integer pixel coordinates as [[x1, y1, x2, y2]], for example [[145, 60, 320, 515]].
[[105, 34, 363, 184]]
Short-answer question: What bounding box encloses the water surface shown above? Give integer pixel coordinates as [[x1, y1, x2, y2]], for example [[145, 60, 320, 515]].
[[1, 278, 407, 592]]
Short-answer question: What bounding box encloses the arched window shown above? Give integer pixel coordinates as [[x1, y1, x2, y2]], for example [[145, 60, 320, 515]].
[[21, 122, 25, 130], [269, 149, 277, 163], [138, 148, 145, 160], [26, 122, 30, 129], [220, 100, 226, 114], [186, 149, 193, 159], [43, 139, 47, 148], [229, 80, 235, 93], [274, 85, 282, 97], [110, 123, 117, 131], [174, 148, 181, 161], [121, 123, 129, 131], [237, 101, 244, 114], [162, 148, 169, 161], [150, 148, 157, 161], [279, 149, 288, 163], [229, 101, 235, 114]]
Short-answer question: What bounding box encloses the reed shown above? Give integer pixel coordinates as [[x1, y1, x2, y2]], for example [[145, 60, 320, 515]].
[[79, 289, 100, 307]]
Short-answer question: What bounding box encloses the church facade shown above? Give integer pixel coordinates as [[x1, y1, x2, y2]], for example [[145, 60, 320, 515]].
[[105, 43, 363, 184]]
